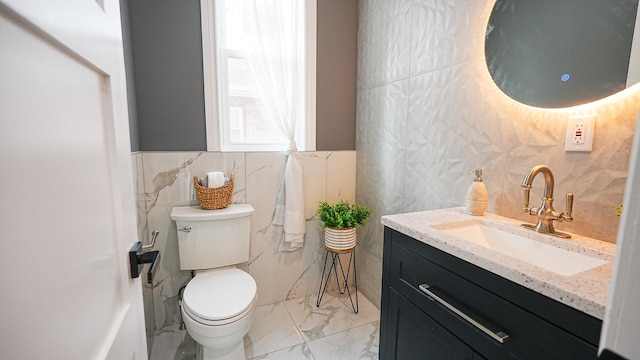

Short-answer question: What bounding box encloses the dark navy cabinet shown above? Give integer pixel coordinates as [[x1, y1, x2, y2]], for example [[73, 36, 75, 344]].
[[379, 227, 602, 360]]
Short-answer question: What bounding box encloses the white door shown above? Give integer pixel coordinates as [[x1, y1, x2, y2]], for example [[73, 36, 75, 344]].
[[599, 109, 640, 358], [0, 0, 147, 359]]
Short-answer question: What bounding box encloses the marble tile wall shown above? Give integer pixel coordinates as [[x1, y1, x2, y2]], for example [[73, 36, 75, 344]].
[[356, 0, 640, 308], [131, 152, 154, 353], [133, 151, 356, 341]]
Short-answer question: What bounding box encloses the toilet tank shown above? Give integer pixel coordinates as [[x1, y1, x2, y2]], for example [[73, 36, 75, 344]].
[[170, 204, 254, 270]]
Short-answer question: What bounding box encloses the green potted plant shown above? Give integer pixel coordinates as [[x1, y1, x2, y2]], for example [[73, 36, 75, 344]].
[[317, 200, 372, 250]]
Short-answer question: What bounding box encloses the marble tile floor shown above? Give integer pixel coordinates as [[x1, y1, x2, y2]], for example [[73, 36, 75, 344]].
[[149, 290, 380, 360]]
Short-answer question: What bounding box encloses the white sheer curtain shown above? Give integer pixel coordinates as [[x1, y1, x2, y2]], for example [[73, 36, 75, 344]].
[[234, 0, 306, 251]]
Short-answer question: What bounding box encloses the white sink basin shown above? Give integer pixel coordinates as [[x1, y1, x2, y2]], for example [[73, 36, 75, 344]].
[[439, 222, 609, 276]]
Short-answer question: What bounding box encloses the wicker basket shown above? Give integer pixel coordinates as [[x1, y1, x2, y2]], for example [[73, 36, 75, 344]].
[[193, 175, 234, 210]]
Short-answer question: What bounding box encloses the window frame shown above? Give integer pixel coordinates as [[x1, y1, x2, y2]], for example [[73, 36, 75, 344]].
[[200, 0, 317, 152]]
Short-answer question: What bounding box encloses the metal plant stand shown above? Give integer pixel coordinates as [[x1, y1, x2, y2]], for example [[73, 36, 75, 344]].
[[316, 245, 358, 313]]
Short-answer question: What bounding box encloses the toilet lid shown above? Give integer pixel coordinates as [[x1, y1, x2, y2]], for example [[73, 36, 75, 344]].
[[183, 268, 257, 322]]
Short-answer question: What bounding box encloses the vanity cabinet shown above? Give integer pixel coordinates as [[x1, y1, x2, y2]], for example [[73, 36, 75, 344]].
[[380, 227, 602, 360]]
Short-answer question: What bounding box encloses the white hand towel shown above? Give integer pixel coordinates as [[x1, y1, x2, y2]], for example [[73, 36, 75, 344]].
[[207, 171, 225, 188], [274, 154, 305, 252]]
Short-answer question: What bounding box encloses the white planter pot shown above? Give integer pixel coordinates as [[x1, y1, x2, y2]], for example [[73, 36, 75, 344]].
[[324, 227, 356, 250]]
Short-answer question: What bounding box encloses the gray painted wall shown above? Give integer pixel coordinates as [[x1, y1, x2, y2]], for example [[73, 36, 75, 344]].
[[124, 0, 357, 151], [120, 0, 139, 152], [127, 0, 207, 151], [317, 0, 357, 150]]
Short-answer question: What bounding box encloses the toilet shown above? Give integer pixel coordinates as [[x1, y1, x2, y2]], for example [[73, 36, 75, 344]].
[[170, 204, 257, 360]]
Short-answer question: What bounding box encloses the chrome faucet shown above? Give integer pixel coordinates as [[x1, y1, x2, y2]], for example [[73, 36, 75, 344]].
[[521, 165, 574, 238]]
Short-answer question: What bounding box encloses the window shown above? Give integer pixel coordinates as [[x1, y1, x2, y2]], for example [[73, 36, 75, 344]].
[[229, 106, 244, 142], [201, 0, 316, 152], [221, 54, 282, 145]]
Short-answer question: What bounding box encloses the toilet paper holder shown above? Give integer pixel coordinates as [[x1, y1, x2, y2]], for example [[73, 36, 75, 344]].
[[129, 242, 160, 285]]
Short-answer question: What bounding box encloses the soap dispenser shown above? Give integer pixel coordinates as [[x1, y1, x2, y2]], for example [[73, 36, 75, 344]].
[[465, 169, 488, 216]]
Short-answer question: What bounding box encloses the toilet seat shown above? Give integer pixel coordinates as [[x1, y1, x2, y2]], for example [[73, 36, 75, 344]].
[[182, 268, 257, 326]]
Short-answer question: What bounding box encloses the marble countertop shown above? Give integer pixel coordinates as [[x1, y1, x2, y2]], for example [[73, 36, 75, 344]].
[[381, 207, 616, 319]]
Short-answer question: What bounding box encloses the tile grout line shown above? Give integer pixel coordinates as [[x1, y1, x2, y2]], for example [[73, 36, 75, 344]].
[[246, 301, 306, 359], [282, 297, 307, 345], [244, 291, 381, 359]]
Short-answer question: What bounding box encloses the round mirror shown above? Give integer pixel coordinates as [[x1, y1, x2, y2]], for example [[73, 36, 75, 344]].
[[485, 0, 639, 108]]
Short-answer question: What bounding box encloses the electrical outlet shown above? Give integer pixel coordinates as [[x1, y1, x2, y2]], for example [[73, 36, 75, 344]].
[[565, 115, 595, 152], [571, 122, 586, 145]]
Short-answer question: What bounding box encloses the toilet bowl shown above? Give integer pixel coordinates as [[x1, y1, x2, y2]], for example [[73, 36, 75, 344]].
[[170, 204, 257, 360], [181, 267, 257, 360]]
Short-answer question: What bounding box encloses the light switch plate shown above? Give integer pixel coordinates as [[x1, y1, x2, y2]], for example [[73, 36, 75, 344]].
[[565, 115, 595, 152]]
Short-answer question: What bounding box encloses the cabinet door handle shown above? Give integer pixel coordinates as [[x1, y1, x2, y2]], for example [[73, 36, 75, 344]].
[[419, 284, 510, 344]]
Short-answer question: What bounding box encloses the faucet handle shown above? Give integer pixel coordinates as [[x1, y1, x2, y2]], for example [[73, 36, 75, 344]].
[[563, 192, 574, 222], [522, 186, 531, 212]]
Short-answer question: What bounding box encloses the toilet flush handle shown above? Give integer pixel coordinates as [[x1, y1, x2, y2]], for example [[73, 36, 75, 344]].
[[178, 226, 192, 233]]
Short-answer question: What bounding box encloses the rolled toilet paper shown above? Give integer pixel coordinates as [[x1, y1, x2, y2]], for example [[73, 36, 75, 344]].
[[207, 171, 225, 188]]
